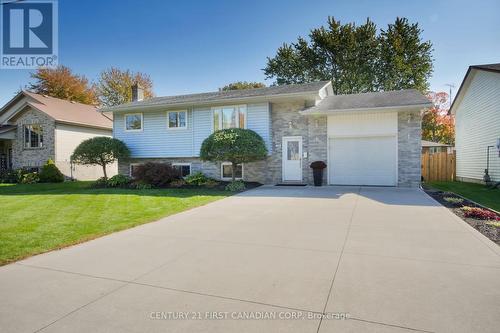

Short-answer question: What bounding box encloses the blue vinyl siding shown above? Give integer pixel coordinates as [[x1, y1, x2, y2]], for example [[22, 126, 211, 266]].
[[193, 107, 212, 157], [247, 103, 271, 153], [114, 103, 271, 158], [114, 110, 194, 158]]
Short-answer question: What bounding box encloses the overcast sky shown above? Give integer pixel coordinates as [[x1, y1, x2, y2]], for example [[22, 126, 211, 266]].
[[1, 0, 499, 105]]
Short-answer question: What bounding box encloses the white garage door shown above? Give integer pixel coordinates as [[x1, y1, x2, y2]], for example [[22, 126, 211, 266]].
[[329, 136, 397, 186]]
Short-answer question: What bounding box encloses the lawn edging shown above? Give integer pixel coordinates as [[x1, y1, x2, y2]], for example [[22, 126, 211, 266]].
[[423, 184, 500, 246]]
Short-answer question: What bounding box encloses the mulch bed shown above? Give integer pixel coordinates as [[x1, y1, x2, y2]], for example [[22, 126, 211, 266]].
[[423, 187, 500, 245]]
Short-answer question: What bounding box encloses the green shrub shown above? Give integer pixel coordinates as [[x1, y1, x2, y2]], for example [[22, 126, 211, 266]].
[[107, 174, 131, 188], [132, 181, 152, 190], [0, 169, 19, 183], [14, 168, 32, 183], [170, 179, 186, 188], [39, 159, 64, 183], [225, 180, 246, 192], [443, 196, 464, 205], [91, 177, 108, 188], [20, 172, 39, 184], [185, 172, 211, 185], [204, 179, 219, 188]]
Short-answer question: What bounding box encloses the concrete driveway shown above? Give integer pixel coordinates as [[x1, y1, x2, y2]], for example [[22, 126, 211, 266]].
[[1, 186, 499, 333]]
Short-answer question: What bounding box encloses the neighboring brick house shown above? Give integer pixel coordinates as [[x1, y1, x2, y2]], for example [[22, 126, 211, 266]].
[[0, 91, 117, 180], [101, 81, 431, 187]]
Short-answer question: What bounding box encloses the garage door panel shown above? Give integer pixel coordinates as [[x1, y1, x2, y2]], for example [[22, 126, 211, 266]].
[[329, 136, 397, 186]]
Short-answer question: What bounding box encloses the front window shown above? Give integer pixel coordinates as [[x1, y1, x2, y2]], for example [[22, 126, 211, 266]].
[[221, 162, 243, 179], [173, 163, 191, 177], [24, 124, 43, 148], [167, 111, 187, 129], [213, 105, 246, 131], [125, 113, 143, 131]]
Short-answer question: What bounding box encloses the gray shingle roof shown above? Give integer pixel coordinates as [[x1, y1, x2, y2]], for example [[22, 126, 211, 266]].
[[471, 63, 500, 72], [301, 89, 431, 115], [101, 81, 331, 112]]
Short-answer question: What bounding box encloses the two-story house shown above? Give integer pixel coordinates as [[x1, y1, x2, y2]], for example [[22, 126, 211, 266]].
[[101, 82, 431, 187]]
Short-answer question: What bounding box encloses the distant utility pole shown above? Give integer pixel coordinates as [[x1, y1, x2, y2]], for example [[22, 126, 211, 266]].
[[444, 83, 455, 107]]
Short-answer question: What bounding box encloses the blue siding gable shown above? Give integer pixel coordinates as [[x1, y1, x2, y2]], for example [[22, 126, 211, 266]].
[[114, 103, 271, 158]]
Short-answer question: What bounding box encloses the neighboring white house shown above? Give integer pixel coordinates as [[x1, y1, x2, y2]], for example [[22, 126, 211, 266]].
[[0, 91, 117, 180], [450, 63, 500, 183]]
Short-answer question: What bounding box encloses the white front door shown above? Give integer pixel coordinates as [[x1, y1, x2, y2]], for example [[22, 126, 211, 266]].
[[282, 136, 302, 182]]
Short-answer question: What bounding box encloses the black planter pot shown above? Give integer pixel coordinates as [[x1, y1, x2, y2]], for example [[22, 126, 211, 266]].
[[312, 169, 324, 186]]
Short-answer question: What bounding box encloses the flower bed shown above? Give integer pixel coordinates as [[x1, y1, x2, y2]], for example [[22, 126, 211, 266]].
[[424, 188, 500, 245]]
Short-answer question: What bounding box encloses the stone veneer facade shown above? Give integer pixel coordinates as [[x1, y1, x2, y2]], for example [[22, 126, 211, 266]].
[[397, 111, 422, 187], [119, 102, 421, 187], [11, 107, 56, 169]]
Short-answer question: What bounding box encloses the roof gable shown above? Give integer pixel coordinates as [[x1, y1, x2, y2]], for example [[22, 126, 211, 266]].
[[449, 63, 500, 115], [0, 91, 112, 129]]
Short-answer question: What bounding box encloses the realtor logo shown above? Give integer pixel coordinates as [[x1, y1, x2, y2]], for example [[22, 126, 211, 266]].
[[1, 0, 58, 69]]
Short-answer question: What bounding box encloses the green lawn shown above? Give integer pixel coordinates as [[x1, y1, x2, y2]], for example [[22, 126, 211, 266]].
[[427, 181, 500, 212], [0, 182, 230, 265]]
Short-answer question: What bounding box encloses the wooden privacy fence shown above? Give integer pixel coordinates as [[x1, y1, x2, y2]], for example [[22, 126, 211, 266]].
[[421, 151, 456, 182]]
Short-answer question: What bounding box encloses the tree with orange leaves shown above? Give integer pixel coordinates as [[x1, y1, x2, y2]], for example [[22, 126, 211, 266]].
[[422, 91, 455, 145], [29, 66, 97, 105]]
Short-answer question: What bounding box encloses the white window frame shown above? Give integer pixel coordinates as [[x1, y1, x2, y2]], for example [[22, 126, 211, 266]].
[[129, 163, 142, 177], [167, 110, 188, 130], [220, 162, 243, 180], [124, 113, 143, 132], [23, 124, 43, 149], [172, 163, 192, 177], [211, 105, 247, 132]]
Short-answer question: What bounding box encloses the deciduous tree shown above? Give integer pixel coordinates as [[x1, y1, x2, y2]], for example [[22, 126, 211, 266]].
[[200, 129, 267, 182], [377, 18, 433, 92], [95, 67, 154, 107], [29, 66, 97, 104], [71, 137, 130, 180], [422, 92, 455, 145], [264, 17, 433, 94], [220, 81, 266, 91]]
